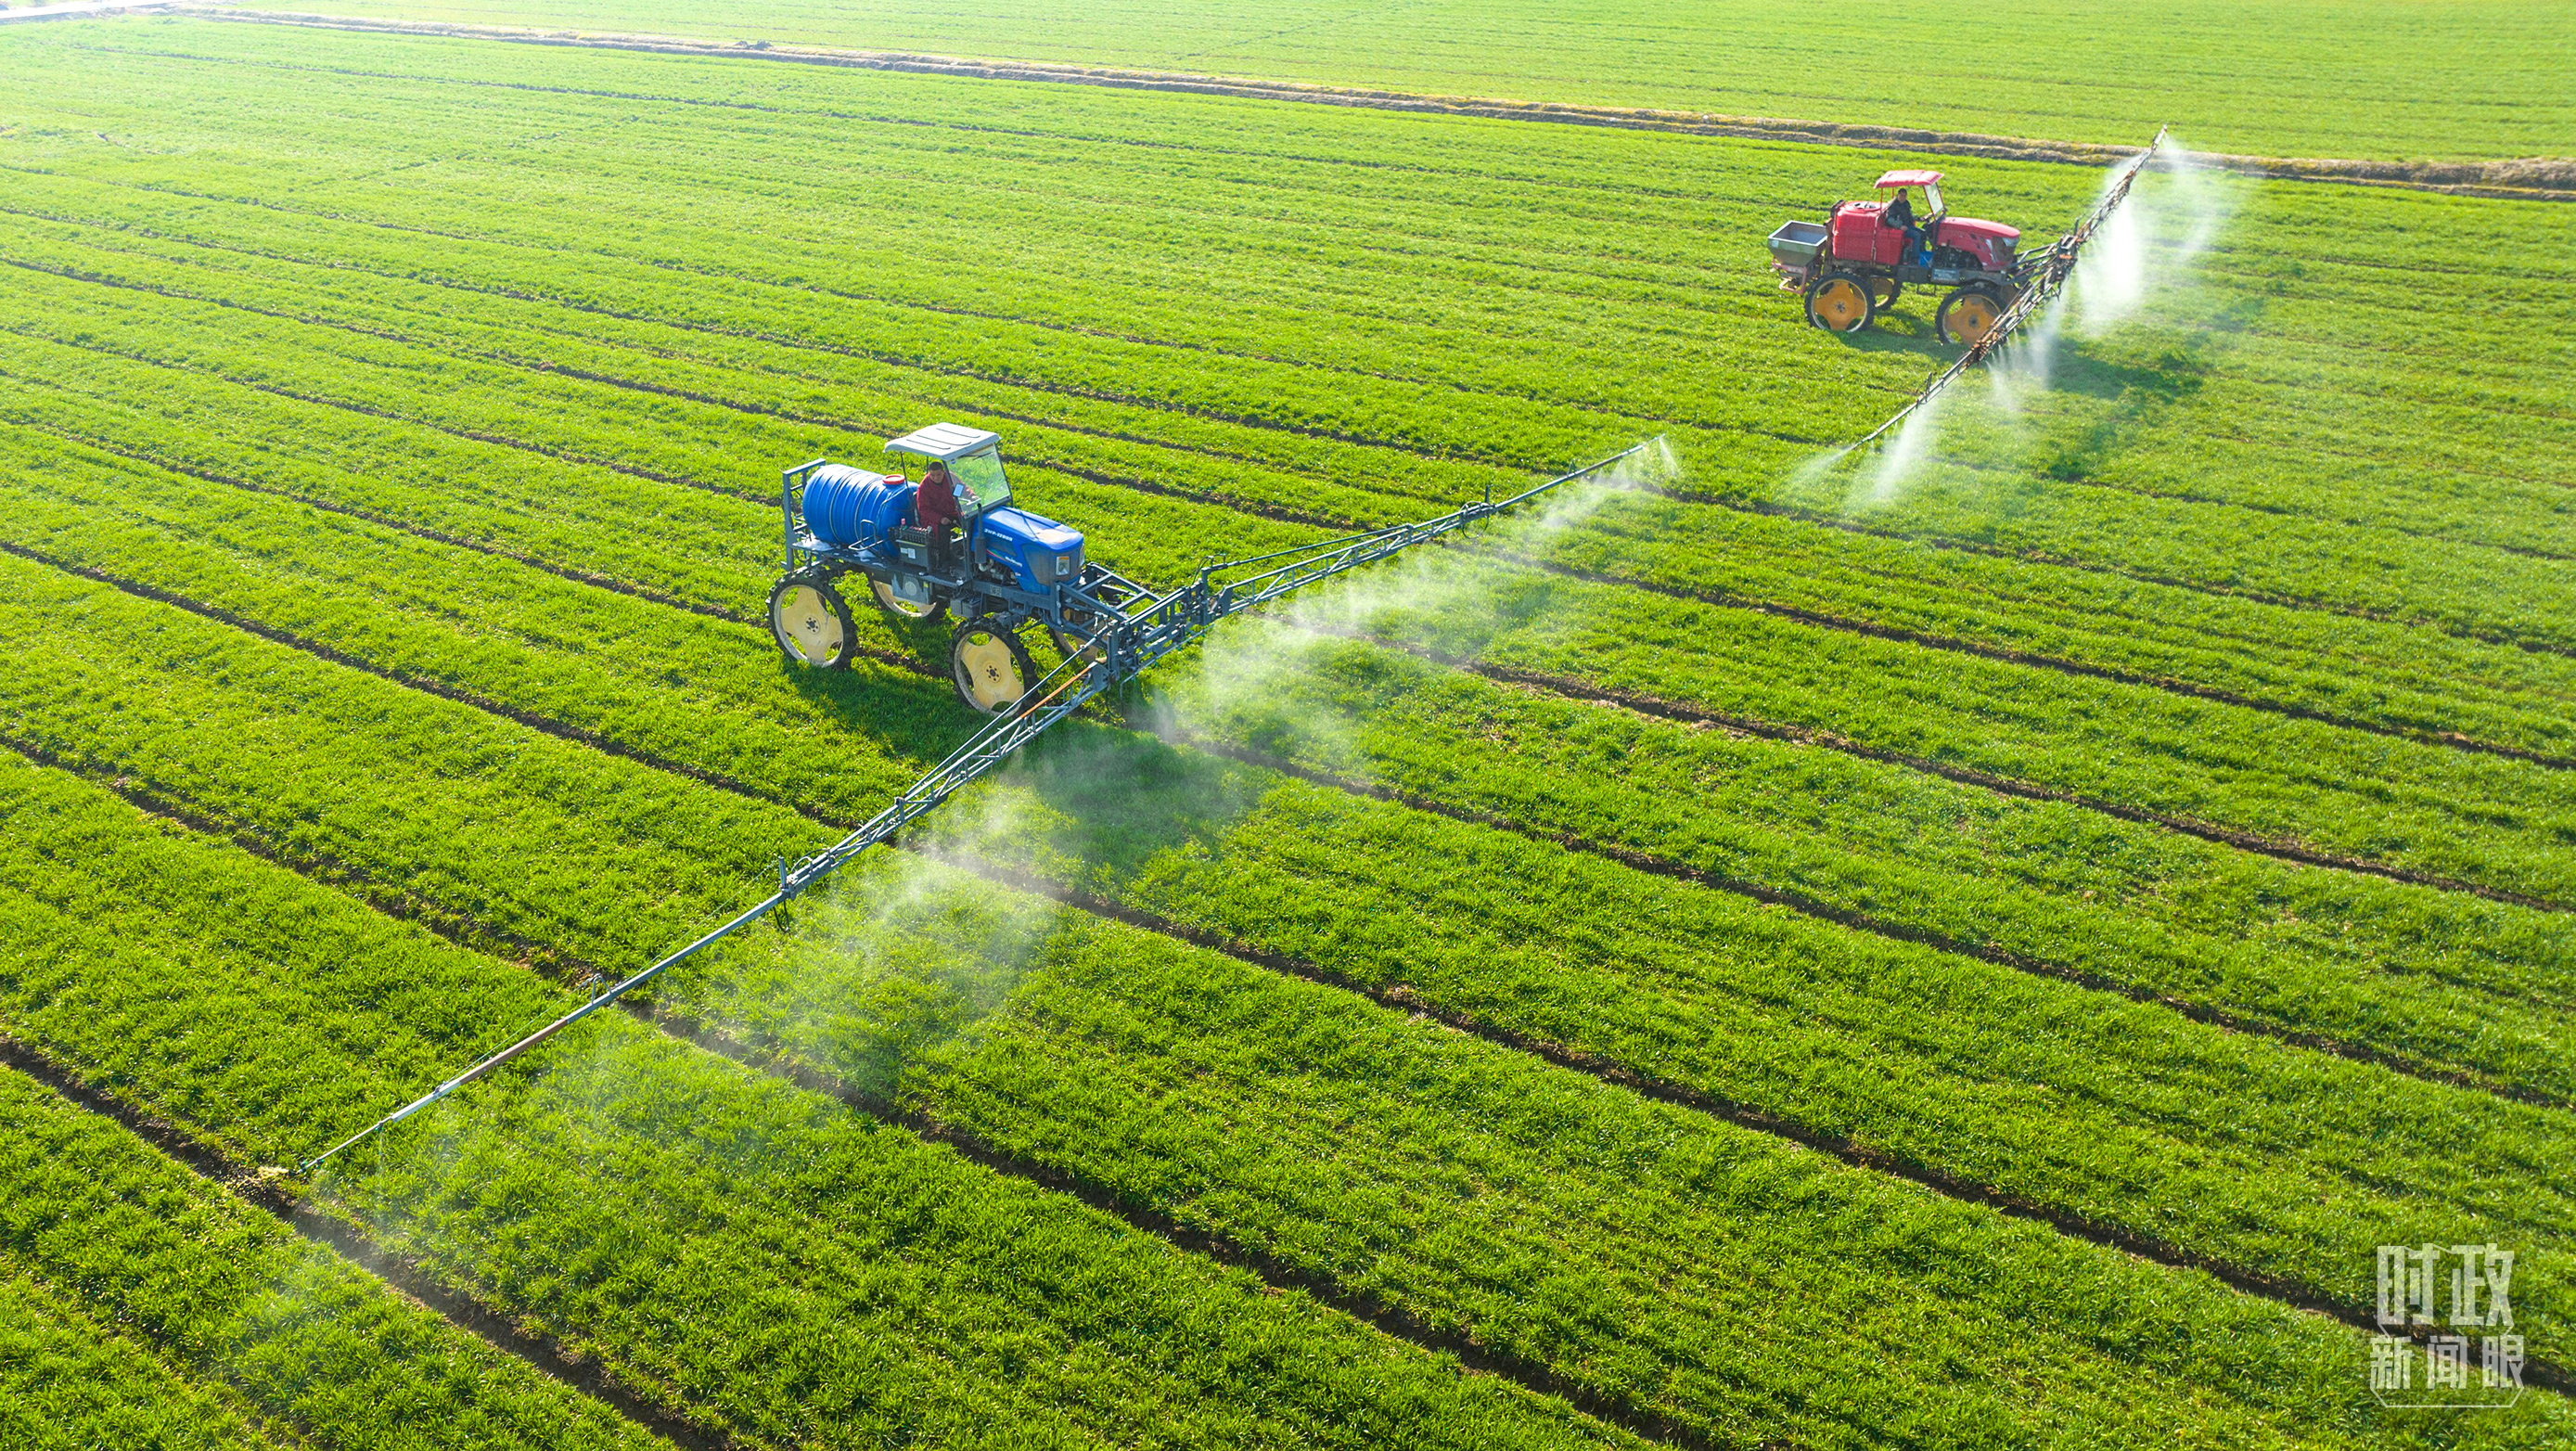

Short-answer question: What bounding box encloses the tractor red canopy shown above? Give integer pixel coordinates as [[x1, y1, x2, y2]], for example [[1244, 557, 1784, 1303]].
[[1874, 169, 1942, 188]]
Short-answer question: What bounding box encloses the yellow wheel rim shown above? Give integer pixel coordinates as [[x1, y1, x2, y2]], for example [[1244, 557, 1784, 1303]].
[[1868, 278, 1896, 303], [1950, 294, 2001, 344], [871, 573, 938, 620], [954, 628, 1027, 712], [1813, 278, 1869, 332], [772, 584, 843, 666]]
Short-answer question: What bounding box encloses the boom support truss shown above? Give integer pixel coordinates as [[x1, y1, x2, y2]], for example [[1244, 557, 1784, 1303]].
[[304, 440, 1659, 1170]]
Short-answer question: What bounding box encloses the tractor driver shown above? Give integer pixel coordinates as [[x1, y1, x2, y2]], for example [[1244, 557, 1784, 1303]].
[[1881, 188, 1929, 263], [915, 459, 967, 565]]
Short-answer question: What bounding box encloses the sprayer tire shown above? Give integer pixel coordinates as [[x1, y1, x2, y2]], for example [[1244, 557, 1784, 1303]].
[[1806, 273, 1876, 333], [950, 617, 1039, 715], [768, 574, 857, 671], [868, 571, 947, 625], [1868, 277, 1903, 310], [1937, 287, 2007, 347]]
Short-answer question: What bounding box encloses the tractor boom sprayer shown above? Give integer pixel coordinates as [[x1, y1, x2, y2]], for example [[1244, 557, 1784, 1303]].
[[302, 435, 1662, 1171]]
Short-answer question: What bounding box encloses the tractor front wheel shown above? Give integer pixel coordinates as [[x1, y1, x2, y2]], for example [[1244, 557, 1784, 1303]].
[[1937, 287, 2007, 347], [1806, 273, 1876, 334], [768, 574, 856, 670], [949, 616, 1038, 715]]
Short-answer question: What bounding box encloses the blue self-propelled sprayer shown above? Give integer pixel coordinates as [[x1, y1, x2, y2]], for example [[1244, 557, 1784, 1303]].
[[303, 429, 1659, 1171]]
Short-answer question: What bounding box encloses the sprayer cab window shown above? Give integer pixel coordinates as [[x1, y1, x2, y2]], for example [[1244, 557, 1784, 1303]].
[[951, 448, 1011, 516]]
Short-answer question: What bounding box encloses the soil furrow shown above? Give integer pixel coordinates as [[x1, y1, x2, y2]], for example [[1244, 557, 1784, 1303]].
[[0, 1034, 720, 1451], [931, 850, 2575, 1399]]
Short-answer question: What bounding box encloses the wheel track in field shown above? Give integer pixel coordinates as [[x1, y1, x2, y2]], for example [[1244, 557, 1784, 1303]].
[[15, 541, 2575, 1265], [0, 1035, 722, 1451], [0, 738, 1706, 1451], [15, 266, 2573, 781], [6, 713, 2560, 1406], [13, 404, 2566, 923], [19, 232, 2574, 681]]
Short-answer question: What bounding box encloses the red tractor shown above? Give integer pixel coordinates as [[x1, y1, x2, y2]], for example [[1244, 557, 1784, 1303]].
[[1768, 170, 2026, 344]]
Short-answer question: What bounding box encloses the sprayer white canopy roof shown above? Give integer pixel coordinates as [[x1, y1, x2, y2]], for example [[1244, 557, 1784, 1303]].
[[882, 423, 1003, 462], [1875, 169, 1942, 188]]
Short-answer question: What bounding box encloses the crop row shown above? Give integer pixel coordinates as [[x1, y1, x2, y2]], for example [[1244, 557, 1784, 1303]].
[[50, 23, 2576, 354], [0, 1062, 660, 1450], [6, 307, 2572, 917], [9, 89, 2555, 608], [0, 746, 1624, 1448], [11, 151, 2573, 694], [6, 194, 2555, 756], [0, 1266, 275, 1451], [1, 484, 2569, 1381], [3, 661, 2565, 1447], [4, 303, 2569, 918], [1, 416, 2564, 1109], [19, 29, 2570, 502]]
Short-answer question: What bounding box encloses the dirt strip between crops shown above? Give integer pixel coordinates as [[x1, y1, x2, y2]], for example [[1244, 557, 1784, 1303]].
[[15, 533, 2567, 1107], [0, 1035, 722, 1451], [6, 724, 2562, 1408], [194, 11, 2576, 203]]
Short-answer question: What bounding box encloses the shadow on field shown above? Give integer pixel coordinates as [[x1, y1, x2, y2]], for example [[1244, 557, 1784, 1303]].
[[2031, 337, 2221, 481]]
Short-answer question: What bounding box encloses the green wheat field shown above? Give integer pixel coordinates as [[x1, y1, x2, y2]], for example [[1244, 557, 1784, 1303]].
[[0, 7, 2569, 1449]]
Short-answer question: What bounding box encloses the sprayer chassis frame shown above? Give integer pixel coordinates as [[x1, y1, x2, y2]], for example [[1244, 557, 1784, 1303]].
[[1775, 258, 2019, 292], [779, 461, 1155, 641]]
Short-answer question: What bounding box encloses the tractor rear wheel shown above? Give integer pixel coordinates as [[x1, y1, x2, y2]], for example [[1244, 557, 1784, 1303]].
[[768, 574, 856, 670], [868, 571, 946, 625], [949, 616, 1038, 715], [1806, 273, 1876, 333], [1937, 287, 2006, 347], [1868, 277, 1903, 311]]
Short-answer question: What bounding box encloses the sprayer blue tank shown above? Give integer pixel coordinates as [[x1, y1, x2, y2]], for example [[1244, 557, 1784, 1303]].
[[799, 465, 914, 558]]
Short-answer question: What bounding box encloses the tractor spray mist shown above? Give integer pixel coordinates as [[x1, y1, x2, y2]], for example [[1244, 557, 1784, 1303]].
[[1840, 142, 2234, 506], [1155, 438, 1681, 782]]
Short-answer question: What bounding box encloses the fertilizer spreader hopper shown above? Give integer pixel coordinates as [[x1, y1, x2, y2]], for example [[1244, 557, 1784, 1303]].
[[306, 433, 1660, 1169]]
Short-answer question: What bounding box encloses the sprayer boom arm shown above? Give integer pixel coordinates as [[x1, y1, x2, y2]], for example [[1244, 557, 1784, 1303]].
[[302, 441, 1658, 1172], [1854, 124, 2168, 451]]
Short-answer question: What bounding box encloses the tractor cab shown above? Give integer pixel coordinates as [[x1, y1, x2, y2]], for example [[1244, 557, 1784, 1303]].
[[1878, 168, 1944, 225], [881, 423, 1085, 595]]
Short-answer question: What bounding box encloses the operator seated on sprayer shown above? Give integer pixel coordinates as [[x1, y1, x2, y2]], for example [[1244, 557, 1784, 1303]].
[[1880, 186, 1928, 263], [914, 457, 966, 562]]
